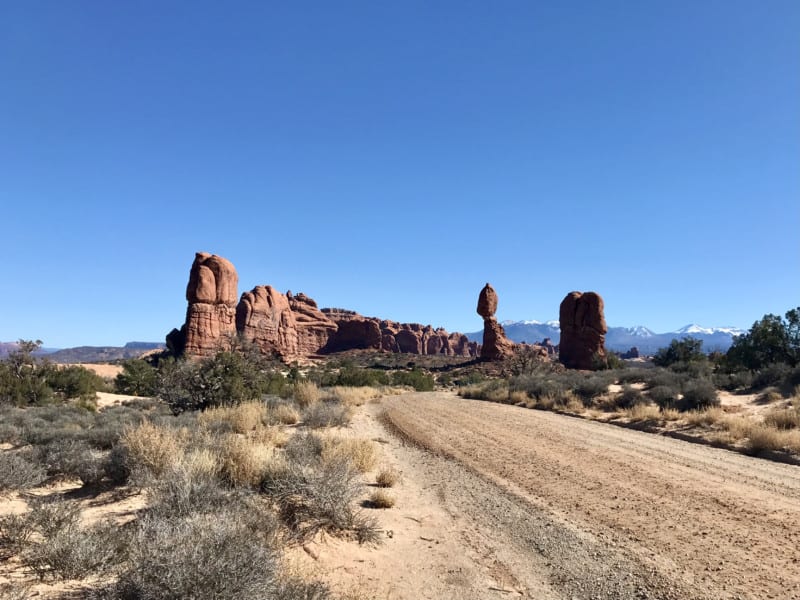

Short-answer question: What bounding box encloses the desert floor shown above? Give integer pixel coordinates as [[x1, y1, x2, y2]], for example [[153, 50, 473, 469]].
[[343, 391, 800, 600], [4, 391, 800, 599]]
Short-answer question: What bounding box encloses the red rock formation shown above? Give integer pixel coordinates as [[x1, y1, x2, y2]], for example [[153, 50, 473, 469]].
[[288, 292, 338, 356], [559, 291, 608, 370], [476, 283, 515, 361], [322, 311, 478, 357], [174, 252, 478, 361], [182, 252, 239, 357]]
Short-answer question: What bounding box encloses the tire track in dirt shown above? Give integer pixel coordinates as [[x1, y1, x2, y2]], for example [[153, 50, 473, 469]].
[[384, 392, 800, 600]]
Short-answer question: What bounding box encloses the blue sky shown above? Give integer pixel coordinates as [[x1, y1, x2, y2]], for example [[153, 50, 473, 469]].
[[1, 1, 798, 347]]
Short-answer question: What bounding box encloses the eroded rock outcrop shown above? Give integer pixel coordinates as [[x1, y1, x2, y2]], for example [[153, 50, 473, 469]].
[[322, 310, 478, 357], [559, 291, 607, 370], [477, 284, 515, 361], [172, 252, 478, 361], [181, 252, 239, 357]]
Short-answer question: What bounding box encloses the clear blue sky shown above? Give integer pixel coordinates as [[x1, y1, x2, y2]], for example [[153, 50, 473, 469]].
[[1, 1, 798, 347]]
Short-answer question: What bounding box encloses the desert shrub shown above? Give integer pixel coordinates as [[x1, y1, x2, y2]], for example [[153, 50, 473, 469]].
[[653, 337, 707, 368], [616, 369, 653, 384], [511, 374, 567, 401], [713, 370, 753, 391], [391, 369, 434, 391], [303, 402, 352, 428], [45, 365, 108, 401], [264, 458, 379, 544], [20, 500, 125, 580], [114, 509, 280, 600], [115, 359, 158, 396], [199, 401, 266, 434], [756, 387, 783, 404], [0, 422, 21, 445], [264, 399, 300, 425], [572, 374, 613, 403], [764, 408, 800, 430], [0, 452, 47, 492], [459, 380, 508, 402], [293, 381, 321, 408], [120, 421, 183, 477], [0, 513, 35, 556], [335, 367, 389, 388], [218, 435, 274, 488], [283, 431, 325, 466], [644, 369, 688, 392], [322, 436, 378, 473], [752, 363, 792, 390], [679, 379, 719, 411], [325, 386, 381, 406], [375, 467, 399, 488], [726, 308, 800, 371], [367, 490, 395, 509], [614, 385, 646, 409], [41, 439, 107, 485], [0, 341, 54, 406], [274, 579, 332, 600], [648, 385, 681, 408]]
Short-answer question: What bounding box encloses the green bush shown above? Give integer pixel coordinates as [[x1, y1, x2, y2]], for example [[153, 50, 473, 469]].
[[726, 308, 800, 371], [679, 379, 719, 411], [648, 385, 681, 408], [335, 367, 389, 387], [44, 365, 107, 401], [653, 337, 707, 368], [752, 363, 791, 390], [391, 369, 434, 391], [115, 359, 158, 396], [615, 385, 645, 409]]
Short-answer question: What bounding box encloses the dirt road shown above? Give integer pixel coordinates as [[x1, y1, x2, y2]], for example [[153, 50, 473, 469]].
[[382, 392, 800, 600]]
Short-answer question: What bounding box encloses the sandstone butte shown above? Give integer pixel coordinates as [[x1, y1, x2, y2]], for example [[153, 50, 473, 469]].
[[476, 283, 516, 361], [167, 252, 480, 362], [558, 291, 608, 370]]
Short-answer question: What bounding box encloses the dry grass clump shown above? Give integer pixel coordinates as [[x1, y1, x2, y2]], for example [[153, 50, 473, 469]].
[[269, 403, 300, 425], [325, 386, 382, 406], [293, 381, 321, 408], [304, 402, 352, 428], [121, 421, 184, 477], [367, 490, 395, 509], [684, 407, 726, 427], [747, 425, 800, 454], [248, 425, 290, 448], [218, 435, 275, 487], [322, 436, 378, 473], [198, 401, 266, 434], [756, 387, 784, 404], [508, 390, 529, 405], [764, 407, 800, 430], [375, 467, 399, 488], [622, 404, 681, 423]]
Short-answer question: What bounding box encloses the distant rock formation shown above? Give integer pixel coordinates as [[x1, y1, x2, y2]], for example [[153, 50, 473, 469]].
[[176, 252, 239, 357], [559, 291, 607, 370], [620, 347, 640, 359], [476, 284, 515, 361], [323, 309, 478, 357], [536, 337, 558, 356], [170, 252, 478, 361]]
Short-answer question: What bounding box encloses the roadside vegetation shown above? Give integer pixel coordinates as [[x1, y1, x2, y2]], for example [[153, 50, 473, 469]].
[[460, 307, 800, 458], [0, 340, 402, 599]]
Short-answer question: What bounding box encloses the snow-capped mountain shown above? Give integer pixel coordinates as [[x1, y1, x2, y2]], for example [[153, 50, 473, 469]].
[[466, 321, 745, 354]]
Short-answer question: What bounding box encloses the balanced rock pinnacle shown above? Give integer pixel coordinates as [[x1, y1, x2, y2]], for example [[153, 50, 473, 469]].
[[476, 283, 514, 361], [559, 291, 608, 370]]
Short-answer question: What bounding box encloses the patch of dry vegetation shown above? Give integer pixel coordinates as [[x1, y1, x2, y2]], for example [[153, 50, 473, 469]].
[[367, 489, 395, 509]]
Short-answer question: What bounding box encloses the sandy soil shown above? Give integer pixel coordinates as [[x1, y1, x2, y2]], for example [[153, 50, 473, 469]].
[[380, 392, 800, 600], [63, 364, 123, 379]]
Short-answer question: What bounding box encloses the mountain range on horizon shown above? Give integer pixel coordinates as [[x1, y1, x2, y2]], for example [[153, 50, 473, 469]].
[[466, 321, 746, 355]]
